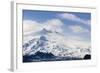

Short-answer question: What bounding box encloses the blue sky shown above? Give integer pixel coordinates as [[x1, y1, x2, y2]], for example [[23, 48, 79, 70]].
[[23, 10, 91, 42], [23, 10, 91, 23]]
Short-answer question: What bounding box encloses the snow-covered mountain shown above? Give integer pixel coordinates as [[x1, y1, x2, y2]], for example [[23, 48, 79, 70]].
[[23, 28, 91, 60]]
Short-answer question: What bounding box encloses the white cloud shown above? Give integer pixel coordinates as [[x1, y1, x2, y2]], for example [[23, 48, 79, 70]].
[[69, 25, 89, 33], [58, 13, 90, 25], [59, 13, 79, 21], [44, 19, 63, 33], [23, 20, 42, 33], [23, 19, 64, 35]]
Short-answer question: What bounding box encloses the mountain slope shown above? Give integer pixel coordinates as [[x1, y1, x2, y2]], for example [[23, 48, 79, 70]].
[[23, 28, 91, 62]]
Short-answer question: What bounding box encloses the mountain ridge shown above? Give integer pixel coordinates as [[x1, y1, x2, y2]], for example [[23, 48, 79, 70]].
[[23, 28, 91, 62]]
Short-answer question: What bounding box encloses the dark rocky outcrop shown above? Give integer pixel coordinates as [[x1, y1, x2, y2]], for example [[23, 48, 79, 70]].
[[83, 54, 91, 59]]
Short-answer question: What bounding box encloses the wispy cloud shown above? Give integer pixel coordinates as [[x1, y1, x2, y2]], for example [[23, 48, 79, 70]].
[[44, 19, 63, 33], [69, 25, 89, 33], [23, 20, 43, 33], [58, 13, 90, 25], [23, 19, 64, 35]]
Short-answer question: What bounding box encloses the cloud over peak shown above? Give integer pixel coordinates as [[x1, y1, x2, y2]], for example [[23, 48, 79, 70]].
[[44, 19, 63, 33], [23, 19, 64, 35]]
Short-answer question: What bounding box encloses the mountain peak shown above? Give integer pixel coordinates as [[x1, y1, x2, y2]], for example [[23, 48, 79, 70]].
[[40, 28, 52, 34]]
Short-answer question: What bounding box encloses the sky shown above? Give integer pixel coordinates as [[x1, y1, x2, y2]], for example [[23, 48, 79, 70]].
[[22, 10, 91, 48]]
